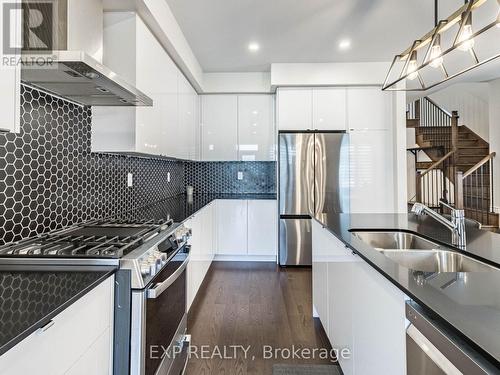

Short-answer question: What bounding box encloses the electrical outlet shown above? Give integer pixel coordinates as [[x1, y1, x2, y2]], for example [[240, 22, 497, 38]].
[[167, 172, 171, 183], [237, 171, 244, 180], [127, 173, 133, 187]]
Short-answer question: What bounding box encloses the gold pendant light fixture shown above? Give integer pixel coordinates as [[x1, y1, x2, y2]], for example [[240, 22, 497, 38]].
[[383, 0, 500, 91]]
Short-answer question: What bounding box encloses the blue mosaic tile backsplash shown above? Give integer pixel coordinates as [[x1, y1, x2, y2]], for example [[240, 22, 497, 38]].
[[185, 161, 276, 194]]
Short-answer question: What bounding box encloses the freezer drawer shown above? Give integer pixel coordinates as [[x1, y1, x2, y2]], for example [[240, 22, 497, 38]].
[[279, 218, 312, 266]]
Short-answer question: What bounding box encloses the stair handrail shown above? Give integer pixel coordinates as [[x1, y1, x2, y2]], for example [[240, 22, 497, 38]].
[[420, 150, 456, 177], [462, 152, 496, 179], [422, 96, 453, 118]]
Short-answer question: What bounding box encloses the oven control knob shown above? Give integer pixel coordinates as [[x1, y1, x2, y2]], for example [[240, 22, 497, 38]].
[[147, 257, 159, 276], [140, 261, 151, 276], [149, 263, 157, 276]]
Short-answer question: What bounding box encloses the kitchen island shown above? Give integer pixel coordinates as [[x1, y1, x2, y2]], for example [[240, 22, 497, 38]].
[[313, 212, 500, 374]]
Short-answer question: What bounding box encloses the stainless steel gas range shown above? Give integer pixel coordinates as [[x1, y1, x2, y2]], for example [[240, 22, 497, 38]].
[[0, 218, 192, 375]]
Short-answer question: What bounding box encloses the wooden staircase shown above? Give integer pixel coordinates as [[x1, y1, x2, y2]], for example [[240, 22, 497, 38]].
[[407, 97, 499, 228]]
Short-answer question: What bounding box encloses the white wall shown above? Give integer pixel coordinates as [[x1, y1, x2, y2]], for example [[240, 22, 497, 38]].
[[270, 62, 391, 88], [429, 82, 490, 141], [489, 79, 500, 213]]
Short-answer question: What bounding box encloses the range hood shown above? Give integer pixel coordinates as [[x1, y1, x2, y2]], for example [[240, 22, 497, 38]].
[[21, 51, 153, 107]]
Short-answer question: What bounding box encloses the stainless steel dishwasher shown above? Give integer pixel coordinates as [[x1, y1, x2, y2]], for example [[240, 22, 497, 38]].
[[406, 301, 499, 375]]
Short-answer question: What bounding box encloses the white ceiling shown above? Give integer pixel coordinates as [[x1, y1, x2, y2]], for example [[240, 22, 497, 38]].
[[165, 0, 467, 72]]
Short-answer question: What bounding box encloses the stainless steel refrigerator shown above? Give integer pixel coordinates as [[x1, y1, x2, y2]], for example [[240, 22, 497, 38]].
[[279, 132, 349, 266]]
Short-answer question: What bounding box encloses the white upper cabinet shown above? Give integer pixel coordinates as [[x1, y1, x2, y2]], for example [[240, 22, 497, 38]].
[[136, 16, 179, 156], [92, 12, 199, 160], [0, 0, 21, 133], [201, 94, 275, 162], [277, 88, 312, 130], [312, 88, 346, 131], [277, 87, 347, 131], [178, 74, 199, 160], [237, 95, 275, 161], [201, 95, 238, 161], [347, 87, 391, 131]]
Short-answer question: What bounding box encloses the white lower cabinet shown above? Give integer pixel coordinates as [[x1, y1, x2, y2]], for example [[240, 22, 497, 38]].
[[247, 200, 277, 256], [65, 329, 112, 375], [351, 262, 407, 375], [312, 220, 407, 375], [186, 202, 216, 312], [328, 261, 356, 375], [216, 199, 277, 259], [0, 276, 114, 375], [216, 200, 248, 255]]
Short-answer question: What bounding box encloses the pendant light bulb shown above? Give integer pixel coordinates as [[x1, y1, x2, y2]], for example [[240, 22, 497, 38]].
[[407, 51, 418, 80], [457, 13, 474, 51], [429, 35, 443, 68]]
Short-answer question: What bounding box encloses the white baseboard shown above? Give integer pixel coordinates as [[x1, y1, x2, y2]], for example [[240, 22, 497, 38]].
[[214, 254, 277, 262]]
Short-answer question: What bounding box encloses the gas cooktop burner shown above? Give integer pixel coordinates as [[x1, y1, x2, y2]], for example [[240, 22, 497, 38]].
[[0, 219, 174, 259]]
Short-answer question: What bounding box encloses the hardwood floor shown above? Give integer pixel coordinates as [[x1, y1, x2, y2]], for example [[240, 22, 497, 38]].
[[185, 262, 335, 375]]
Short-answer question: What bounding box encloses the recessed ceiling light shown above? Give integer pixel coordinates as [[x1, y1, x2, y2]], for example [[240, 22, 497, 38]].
[[248, 42, 260, 52], [338, 39, 351, 50]]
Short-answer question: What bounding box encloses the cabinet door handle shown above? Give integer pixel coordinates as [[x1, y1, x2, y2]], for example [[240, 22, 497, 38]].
[[38, 320, 55, 334]]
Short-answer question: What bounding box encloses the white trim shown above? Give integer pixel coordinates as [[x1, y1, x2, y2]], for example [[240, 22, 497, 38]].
[[214, 254, 276, 262]]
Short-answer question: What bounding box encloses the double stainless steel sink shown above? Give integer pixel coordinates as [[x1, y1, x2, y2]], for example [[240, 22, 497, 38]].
[[351, 231, 496, 273]]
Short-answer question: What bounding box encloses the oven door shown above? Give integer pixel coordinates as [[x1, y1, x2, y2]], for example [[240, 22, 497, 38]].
[[144, 246, 190, 375]]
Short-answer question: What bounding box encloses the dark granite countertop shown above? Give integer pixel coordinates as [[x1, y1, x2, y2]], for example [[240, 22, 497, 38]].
[[314, 212, 500, 368], [0, 266, 116, 356], [119, 193, 277, 223]]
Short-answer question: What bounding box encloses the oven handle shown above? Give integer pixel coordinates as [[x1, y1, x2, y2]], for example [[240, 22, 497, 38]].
[[146, 255, 190, 299]]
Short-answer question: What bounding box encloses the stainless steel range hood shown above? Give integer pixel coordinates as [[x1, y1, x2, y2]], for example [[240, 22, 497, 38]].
[[21, 51, 153, 107]]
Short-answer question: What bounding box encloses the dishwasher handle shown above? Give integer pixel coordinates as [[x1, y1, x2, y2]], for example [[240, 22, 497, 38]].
[[406, 302, 497, 375], [407, 324, 462, 375]]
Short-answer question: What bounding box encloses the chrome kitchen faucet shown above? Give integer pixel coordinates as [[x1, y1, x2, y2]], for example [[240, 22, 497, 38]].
[[411, 200, 466, 249]]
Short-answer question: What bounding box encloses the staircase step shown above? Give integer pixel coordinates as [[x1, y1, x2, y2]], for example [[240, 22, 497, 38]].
[[416, 162, 433, 170], [464, 197, 491, 211], [464, 209, 499, 227], [406, 119, 419, 128], [463, 185, 491, 194], [464, 180, 492, 189], [457, 146, 489, 155], [459, 139, 482, 147], [458, 155, 489, 164]]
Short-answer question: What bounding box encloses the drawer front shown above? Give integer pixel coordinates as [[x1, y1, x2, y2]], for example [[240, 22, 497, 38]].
[[0, 276, 114, 375]]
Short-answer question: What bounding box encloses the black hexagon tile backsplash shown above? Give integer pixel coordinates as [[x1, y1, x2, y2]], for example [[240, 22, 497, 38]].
[[0, 86, 184, 245], [0, 86, 276, 245]]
